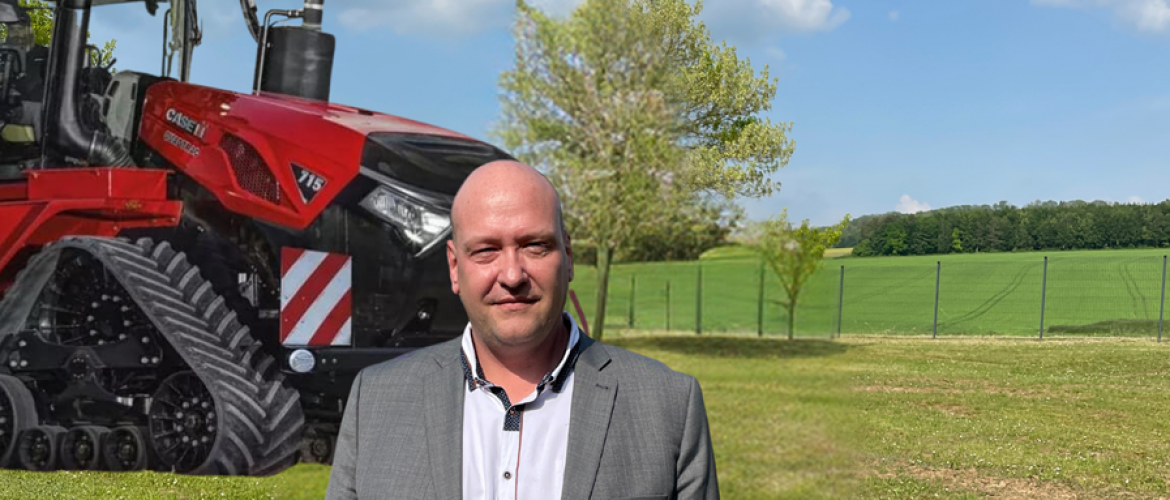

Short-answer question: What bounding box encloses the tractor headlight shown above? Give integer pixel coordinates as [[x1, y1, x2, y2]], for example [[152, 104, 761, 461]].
[[360, 183, 451, 257]]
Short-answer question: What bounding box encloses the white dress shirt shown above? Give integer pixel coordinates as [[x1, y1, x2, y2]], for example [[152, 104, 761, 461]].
[[460, 312, 581, 500]]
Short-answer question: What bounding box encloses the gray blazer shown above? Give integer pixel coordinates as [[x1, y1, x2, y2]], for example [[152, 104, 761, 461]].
[[323, 334, 719, 500]]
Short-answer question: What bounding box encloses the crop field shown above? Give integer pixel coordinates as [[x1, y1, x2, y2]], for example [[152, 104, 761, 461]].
[[567, 247, 1170, 338], [4, 334, 1168, 499]]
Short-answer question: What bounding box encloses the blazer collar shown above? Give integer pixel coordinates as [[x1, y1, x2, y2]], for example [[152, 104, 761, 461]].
[[425, 337, 465, 500], [560, 334, 617, 500]]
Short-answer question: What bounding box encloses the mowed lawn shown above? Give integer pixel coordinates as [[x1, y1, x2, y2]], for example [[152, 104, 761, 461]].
[[4, 334, 1169, 499], [566, 247, 1170, 338]]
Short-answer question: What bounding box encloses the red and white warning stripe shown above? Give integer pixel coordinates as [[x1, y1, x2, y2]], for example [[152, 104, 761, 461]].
[[280, 247, 352, 346]]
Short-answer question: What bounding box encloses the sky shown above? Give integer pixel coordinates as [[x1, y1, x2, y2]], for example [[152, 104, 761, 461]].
[[85, 0, 1170, 227]]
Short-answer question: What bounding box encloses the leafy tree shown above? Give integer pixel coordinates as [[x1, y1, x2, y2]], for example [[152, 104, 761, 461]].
[[494, 0, 795, 340], [20, 0, 117, 71], [745, 210, 850, 340], [950, 228, 963, 253], [884, 223, 907, 256]]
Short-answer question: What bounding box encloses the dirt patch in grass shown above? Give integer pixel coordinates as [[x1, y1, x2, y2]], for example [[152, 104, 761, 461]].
[[854, 381, 1071, 399], [912, 400, 975, 417], [856, 385, 968, 394], [874, 463, 1162, 500]]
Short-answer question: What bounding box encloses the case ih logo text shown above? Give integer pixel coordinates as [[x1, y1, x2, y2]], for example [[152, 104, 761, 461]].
[[165, 108, 207, 139]]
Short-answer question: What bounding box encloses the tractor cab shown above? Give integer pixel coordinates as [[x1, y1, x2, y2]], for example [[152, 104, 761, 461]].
[[0, 0, 39, 171], [0, 0, 330, 176], [0, 0, 202, 174]]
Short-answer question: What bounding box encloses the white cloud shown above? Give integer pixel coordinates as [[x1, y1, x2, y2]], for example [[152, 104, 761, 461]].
[[758, 0, 851, 31], [335, 0, 583, 36], [766, 46, 788, 60], [701, 0, 850, 44], [1129, 195, 1146, 204], [895, 195, 931, 214], [1032, 0, 1170, 32], [889, 10, 900, 21]]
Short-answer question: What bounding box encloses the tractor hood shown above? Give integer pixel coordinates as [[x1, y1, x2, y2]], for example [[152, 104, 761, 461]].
[[139, 80, 511, 230], [243, 89, 479, 140]]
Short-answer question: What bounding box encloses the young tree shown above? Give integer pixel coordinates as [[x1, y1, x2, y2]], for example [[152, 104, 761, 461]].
[[745, 210, 850, 340], [494, 0, 795, 340], [950, 227, 963, 253]]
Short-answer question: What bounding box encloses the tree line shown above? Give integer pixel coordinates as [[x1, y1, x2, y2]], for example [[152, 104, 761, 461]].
[[848, 200, 1170, 257]]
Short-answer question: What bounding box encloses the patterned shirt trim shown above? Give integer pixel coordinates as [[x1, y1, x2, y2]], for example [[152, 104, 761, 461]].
[[459, 312, 581, 431]]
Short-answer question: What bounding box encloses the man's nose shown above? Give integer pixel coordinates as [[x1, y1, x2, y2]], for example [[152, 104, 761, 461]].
[[498, 250, 528, 288]]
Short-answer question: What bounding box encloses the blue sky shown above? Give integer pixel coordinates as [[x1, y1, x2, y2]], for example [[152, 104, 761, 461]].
[[87, 0, 1170, 227]]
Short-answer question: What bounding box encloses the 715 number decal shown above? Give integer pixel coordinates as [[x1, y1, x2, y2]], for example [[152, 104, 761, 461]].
[[291, 163, 327, 203]]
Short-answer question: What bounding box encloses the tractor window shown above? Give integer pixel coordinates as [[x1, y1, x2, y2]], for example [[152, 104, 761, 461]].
[[363, 133, 515, 196]]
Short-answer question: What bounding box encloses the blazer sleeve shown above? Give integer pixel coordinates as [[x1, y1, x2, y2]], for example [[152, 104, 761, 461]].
[[325, 369, 364, 500], [676, 375, 720, 499]]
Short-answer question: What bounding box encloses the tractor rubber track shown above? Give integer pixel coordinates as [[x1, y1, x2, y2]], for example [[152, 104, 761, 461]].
[[0, 236, 303, 475]]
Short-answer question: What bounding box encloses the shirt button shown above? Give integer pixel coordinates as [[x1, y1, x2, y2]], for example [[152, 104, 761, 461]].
[[508, 408, 517, 416], [504, 471, 512, 480]]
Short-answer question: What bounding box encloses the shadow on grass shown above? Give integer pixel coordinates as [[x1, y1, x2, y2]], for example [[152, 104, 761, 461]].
[[1046, 318, 1160, 336], [609, 336, 851, 359]]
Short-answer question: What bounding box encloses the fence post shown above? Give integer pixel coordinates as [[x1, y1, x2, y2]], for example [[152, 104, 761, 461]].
[[837, 265, 845, 338], [696, 265, 703, 335], [666, 280, 671, 332], [1160, 255, 1167, 343], [933, 261, 941, 339], [1039, 256, 1048, 340], [757, 260, 766, 337], [628, 274, 636, 328]]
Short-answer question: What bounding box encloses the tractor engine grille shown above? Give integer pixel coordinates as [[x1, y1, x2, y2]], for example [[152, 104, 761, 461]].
[[221, 133, 281, 204]]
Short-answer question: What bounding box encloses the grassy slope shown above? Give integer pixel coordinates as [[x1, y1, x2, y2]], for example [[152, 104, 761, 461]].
[[9, 334, 1167, 499], [566, 247, 1170, 338]]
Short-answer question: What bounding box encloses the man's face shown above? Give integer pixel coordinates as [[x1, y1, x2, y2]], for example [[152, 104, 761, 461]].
[[447, 183, 573, 349]]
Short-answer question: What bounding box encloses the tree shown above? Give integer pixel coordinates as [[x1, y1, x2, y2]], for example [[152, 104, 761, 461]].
[[494, 0, 795, 340], [884, 223, 907, 256], [744, 210, 849, 340], [20, 0, 117, 71]]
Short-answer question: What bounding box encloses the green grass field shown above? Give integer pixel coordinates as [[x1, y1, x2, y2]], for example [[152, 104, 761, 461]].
[[6, 334, 1168, 499], [567, 247, 1170, 338]]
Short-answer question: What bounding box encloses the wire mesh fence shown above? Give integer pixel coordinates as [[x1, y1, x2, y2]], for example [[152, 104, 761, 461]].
[[569, 253, 1170, 340]]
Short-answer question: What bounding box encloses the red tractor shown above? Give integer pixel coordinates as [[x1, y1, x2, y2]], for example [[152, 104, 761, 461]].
[[0, 0, 510, 475]]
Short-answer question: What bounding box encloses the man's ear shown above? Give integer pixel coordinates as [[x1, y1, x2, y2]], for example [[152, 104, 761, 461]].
[[447, 239, 460, 295], [564, 231, 574, 282]]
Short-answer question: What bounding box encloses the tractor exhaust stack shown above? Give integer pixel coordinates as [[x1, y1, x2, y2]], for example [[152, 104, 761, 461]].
[[253, 0, 335, 102]]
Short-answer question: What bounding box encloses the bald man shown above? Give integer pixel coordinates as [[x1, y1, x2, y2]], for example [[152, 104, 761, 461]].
[[325, 161, 719, 500]]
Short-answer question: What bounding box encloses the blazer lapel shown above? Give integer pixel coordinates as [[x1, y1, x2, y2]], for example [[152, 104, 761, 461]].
[[561, 336, 616, 500], [424, 339, 465, 500]]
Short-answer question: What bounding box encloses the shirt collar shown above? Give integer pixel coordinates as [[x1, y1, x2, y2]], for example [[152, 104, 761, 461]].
[[460, 311, 581, 394]]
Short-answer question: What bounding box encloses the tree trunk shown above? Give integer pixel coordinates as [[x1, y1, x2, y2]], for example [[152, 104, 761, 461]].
[[592, 245, 614, 342], [787, 300, 796, 341]]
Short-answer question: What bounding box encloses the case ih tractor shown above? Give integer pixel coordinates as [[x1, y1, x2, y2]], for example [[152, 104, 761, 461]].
[[0, 0, 511, 475]]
